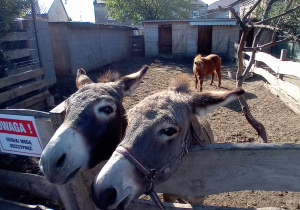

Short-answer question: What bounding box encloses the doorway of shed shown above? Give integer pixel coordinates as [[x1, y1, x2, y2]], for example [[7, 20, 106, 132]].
[[198, 26, 212, 55], [159, 25, 172, 55]]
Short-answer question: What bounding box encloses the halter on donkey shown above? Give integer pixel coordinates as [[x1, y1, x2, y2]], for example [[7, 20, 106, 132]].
[[91, 74, 244, 209]]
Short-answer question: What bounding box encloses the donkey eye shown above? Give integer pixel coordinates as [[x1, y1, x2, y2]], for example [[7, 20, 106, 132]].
[[98, 106, 114, 114], [159, 127, 178, 136]]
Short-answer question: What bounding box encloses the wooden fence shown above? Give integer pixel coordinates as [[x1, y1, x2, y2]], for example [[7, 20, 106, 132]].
[[243, 50, 300, 115], [0, 68, 54, 110], [1, 107, 300, 210]]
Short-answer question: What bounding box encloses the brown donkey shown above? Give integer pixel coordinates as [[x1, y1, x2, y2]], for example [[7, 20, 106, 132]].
[[193, 54, 221, 92], [39, 66, 148, 184], [91, 74, 244, 209]]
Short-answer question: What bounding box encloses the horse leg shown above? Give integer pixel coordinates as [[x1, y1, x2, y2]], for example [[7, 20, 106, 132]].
[[194, 74, 198, 89], [216, 68, 221, 87], [210, 72, 214, 85], [200, 77, 203, 92]]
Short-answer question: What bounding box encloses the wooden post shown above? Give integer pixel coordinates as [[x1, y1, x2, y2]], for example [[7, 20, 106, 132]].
[[278, 49, 287, 80], [49, 103, 96, 210]]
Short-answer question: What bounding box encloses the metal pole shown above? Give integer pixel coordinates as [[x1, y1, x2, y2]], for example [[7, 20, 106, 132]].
[[30, 0, 42, 68]]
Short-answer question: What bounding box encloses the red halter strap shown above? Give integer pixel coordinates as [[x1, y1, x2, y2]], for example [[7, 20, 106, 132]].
[[115, 125, 206, 209]]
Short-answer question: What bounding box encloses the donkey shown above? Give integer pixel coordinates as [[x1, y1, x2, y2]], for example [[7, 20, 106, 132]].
[[91, 74, 244, 209], [193, 54, 221, 92], [39, 65, 148, 184]]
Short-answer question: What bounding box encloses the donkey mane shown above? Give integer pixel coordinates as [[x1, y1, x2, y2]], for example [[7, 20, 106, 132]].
[[168, 74, 193, 94], [97, 70, 121, 83]]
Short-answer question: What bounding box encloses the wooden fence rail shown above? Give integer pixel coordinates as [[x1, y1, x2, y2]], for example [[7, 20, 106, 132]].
[[243, 50, 300, 115], [244, 51, 300, 79], [1, 106, 300, 209], [0, 68, 53, 110]]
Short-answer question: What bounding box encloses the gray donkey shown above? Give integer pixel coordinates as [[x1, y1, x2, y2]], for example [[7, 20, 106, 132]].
[[91, 74, 244, 209]]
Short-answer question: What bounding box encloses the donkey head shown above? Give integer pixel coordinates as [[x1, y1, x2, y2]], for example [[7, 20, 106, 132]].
[[39, 66, 148, 184], [91, 74, 244, 209]]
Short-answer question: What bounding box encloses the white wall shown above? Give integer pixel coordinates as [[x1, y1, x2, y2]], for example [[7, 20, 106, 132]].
[[49, 22, 134, 75]]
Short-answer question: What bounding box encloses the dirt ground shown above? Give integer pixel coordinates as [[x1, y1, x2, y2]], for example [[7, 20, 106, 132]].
[[1, 57, 300, 209]]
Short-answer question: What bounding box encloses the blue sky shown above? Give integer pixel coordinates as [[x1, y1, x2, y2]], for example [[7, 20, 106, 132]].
[[60, 0, 219, 23]]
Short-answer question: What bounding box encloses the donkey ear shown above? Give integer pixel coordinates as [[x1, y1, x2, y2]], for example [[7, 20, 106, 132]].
[[191, 88, 245, 117], [76, 68, 93, 89], [119, 65, 149, 96]]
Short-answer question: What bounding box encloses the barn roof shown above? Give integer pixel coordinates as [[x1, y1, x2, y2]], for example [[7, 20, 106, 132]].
[[142, 19, 236, 26]]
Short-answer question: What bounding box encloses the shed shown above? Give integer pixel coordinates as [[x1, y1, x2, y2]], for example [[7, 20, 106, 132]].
[[143, 18, 239, 60]]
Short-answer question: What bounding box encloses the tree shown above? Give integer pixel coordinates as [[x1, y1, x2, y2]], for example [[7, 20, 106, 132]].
[[104, 0, 193, 24], [217, 0, 300, 142]]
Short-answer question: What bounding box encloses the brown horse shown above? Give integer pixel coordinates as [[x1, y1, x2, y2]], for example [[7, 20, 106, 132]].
[[193, 54, 221, 92], [39, 66, 148, 184], [91, 74, 244, 209]]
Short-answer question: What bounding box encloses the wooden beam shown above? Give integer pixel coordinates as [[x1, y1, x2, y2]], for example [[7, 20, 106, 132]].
[[0, 169, 60, 200], [49, 100, 66, 131], [0, 68, 45, 89], [128, 198, 283, 210], [253, 67, 300, 102], [0, 79, 48, 104], [156, 143, 300, 196], [244, 52, 300, 79], [0, 198, 53, 210], [7, 91, 50, 109], [35, 117, 55, 149]]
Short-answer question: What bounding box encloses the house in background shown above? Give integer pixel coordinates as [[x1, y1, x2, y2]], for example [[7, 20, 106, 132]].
[[34, 0, 70, 22], [93, 0, 133, 26]]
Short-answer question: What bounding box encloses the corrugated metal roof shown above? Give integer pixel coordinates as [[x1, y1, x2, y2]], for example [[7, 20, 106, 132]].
[[190, 19, 236, 26]]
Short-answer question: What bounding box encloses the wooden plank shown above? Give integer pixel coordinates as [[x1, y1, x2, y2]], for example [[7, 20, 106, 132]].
[[0, 169, 60, 200], [278, 60, 300, 79], [129, 199, 237, 210], [35, 117, 55, 148], [0, 79, 48, 104], [253, 67, 300, 102], [0, 198, 53, 210], [55, 171, 96, 210], [245, 52, 300, 79], [7, 91, 50, 109], [127, 199, 283, 210], [156, 143, 300, 196], [264, 83, 300, 116], [49, 100, 66, 130], [0, 68, 45, 89]]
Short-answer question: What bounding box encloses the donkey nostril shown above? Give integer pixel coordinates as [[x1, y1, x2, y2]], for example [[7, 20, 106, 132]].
[[56, 153, 66, 167], [91, 181, 117, 209], [105, 187, 117, 206]]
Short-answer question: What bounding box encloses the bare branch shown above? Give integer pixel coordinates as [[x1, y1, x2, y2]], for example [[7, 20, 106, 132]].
[[237, 48, 256, 86], [259, 38, 293, 50], [255, 4, 300, 24], [238, 96, 268, 143], [242, 0, 262, 21], [272, 0, 294, 40], [252, 24, 298, 39]]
